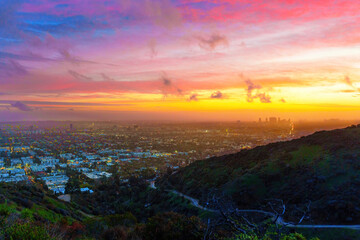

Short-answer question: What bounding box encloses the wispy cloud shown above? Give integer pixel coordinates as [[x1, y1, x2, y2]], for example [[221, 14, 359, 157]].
[[4, 60, 28, 77], [101, 73, 115, 81], [68, 70, 92, 81], [344, 75, 359, 92], [197, 33, 228, 50], [148, 39, 158, 58]]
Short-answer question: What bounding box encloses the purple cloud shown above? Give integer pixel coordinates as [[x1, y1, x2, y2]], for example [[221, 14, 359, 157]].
[[11, 101, 32, 111], [148, 39, 158, 58], [210, 91, 223, 99], [5, 60, 28, 77], [245, 79, 272, 103], [197, 33, 229, 50], [188, 93, 199, 101], [161, 74, 183, 97], [68, 70, 92, 81]]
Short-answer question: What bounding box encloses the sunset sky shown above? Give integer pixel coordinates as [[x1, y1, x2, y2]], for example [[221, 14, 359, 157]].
[[1, 0, 360, 121]]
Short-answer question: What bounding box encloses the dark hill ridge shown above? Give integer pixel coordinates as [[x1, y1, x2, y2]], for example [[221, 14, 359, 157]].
[[163, 125, 360, 224]]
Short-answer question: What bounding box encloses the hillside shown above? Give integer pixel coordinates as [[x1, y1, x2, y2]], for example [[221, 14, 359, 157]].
[[0, 170, 325, 239], [163, 125, 360, 224], [1, 126, 360, 239]]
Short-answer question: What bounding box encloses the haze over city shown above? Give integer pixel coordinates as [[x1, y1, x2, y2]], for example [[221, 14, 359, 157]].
[[1, 0, 360, 121]]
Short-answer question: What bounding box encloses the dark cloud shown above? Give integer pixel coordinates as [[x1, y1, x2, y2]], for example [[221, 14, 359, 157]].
[[210, 91, 223, 99], [198, 33, 229, 50], [11, 101, 32, 111], [68, 70, 92, 81], [162, 75, 172, 86], [60, 49, 79, 64], [68, 108, 75, 111], [160, 74, 183, 97], [245, 79, 272, 103], [256, 93, 271, 103], [188, 93, 199, 102]]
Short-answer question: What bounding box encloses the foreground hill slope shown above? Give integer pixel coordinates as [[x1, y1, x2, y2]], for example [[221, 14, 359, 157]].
[[164, 125, 360, 224]]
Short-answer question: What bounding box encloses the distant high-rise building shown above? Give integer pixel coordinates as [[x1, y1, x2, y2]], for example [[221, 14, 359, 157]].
[[70, 123, 73, 130], [259, 118, 262, 123], [269, 117, 277, 123]]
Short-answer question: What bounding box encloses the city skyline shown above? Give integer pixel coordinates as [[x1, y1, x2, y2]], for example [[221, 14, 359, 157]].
[[1, 0, 360, 121]]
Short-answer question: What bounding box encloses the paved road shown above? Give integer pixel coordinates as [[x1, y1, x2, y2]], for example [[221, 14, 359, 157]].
[[149, 181, 360, 231], [170, 190, 217, 212]]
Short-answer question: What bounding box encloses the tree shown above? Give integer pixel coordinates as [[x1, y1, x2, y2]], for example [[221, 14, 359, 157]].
[[65, 177, 81, 194], [33, 156, 41, 165], [143, 212, 205, 240]]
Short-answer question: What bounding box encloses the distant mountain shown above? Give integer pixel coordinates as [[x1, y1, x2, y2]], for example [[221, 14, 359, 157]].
[[163, 125, 360, 224]]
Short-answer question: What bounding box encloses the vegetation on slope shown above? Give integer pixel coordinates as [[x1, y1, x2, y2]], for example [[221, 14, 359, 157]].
[[163, 125, 360, 224]]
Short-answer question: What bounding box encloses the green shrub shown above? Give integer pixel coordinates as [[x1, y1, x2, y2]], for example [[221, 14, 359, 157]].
[[281, 232, 306, 240], [101, 226, 128, 240], [20, 208, 33, 220], [3, 222, 53, 240], [0, 202, 15, 217], [103, 212, 137, 227], [230, 232, 318, 240], [83, 217, 106, 236]]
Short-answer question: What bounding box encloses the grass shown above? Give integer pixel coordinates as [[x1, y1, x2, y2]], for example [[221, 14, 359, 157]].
[[240, 173, 266, 198], [263, 161, 281, 175], [28, 204, 63, 223], [45, 196, 67, 210], [290, 145, 323, 168]]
